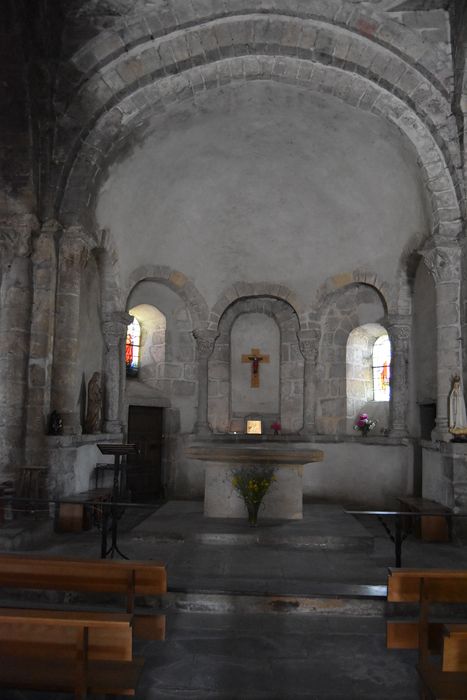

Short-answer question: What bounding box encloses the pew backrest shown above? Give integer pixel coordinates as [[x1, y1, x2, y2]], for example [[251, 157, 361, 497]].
[[0, 553, 167, 613], [0, 607, 133, 661], [387, 568, 467, 603]]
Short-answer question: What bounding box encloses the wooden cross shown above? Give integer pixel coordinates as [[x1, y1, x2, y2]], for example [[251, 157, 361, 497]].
[[241, 347, 270, 388]]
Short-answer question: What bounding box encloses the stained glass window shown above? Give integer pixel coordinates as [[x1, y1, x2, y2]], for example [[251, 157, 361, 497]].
[[372, 334, 391, 401], [126, 318, 141, 377]]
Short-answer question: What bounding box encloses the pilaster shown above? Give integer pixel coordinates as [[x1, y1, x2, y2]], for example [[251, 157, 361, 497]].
[[421, 238, 462, 441]]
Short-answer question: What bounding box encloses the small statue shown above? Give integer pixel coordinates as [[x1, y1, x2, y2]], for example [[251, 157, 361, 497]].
[[448, 375, 467, 438], [85, 371, 102, 434], [49, 410, 63, 435]]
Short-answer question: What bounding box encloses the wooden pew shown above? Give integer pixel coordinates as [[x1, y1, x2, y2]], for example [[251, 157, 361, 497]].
[[0, 553, 167, 640], [0, 607, 144, 698], [386, 568, 467, 699], [387, 568, 467, 651]]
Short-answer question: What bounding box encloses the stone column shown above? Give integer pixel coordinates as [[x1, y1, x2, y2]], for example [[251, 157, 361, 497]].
[[25, 220, 58, 460], [51, 226, 90, 435], [0, 215, 35, 472], [193, 329, 217, 435], [386, 315, 411, 437], [297, 329, 320, 435], [421, 239, 462, 441], [102, 311, 132, 433]]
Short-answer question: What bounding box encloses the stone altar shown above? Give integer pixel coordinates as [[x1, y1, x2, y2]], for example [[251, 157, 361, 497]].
[[186, 437, 324, 520]]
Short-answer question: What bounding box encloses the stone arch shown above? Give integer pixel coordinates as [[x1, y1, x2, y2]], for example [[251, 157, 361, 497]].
[[316, 282, 387, 434], [59, 56, 461, 245], [315, 270, 391, 315], [69, 0, 447, 90], [126, 264, 209, 330], [209, 295, 303, 433], [209, 281, 302, 331], [55, 10, 462, 233]]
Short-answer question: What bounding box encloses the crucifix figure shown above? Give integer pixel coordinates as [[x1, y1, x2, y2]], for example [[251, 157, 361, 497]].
[[241, 347, 270, 388]]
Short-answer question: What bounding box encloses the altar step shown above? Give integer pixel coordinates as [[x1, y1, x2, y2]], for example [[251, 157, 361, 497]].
[[162, 583, 387, 617], [130, 501, 374, 553]]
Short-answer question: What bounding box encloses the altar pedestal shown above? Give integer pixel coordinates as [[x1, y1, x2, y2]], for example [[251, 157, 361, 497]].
[[186, 439, 324, 520], [204, 463, 304, 519]]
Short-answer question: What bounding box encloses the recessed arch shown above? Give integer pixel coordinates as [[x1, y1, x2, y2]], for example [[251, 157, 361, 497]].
[[127, 264, 209, 330], [59, 56, 461, 245]]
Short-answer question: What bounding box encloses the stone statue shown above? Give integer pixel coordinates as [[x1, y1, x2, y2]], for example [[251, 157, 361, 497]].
[[448, 375, 467, 436], [49, 410, 63, 435], [85, 371, 102, 434]]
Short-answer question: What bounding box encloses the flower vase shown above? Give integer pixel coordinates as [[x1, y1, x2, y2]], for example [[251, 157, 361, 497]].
[[246, 501, 260, 527]]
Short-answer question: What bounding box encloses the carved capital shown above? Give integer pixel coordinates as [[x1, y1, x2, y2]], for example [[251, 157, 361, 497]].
[[297, 329, 320, 363], [0, 213, 37, 267], [193, 329, 218, 358], [421, 240, 461, 284], [387, 315, 411, 352], [103, 311, 133, 348], [59, 226, 92, 270]]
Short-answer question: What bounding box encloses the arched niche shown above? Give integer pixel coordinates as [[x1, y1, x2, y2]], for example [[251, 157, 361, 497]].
[[126, 279, 197, 433], [346, 323, 390, 434], [317, 283, 387, 435], [208, 296, 303, 433]]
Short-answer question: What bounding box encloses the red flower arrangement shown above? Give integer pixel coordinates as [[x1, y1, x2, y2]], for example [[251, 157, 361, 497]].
[[271, 421, 282, 435]]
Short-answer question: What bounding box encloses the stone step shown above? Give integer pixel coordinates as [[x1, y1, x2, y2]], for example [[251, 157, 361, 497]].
[[161, 587, 387, 617]]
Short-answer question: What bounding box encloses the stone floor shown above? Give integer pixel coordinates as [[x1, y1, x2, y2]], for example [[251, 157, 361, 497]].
[[1, 501, 467, 699]]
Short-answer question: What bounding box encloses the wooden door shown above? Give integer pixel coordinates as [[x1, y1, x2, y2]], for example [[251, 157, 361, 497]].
[[126, 406, 163, 502]]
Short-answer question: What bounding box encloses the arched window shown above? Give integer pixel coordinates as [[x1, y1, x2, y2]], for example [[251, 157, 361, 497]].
[[125, 317, 141, 377], [372, 334, 391, 401]]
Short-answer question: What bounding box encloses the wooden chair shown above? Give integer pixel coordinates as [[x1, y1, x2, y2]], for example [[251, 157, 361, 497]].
[[0, 553, 167, 640], [0, 607, 144, 698]]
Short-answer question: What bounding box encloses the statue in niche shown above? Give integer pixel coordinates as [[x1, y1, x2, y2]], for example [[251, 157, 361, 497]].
[[448, 375, 467, 439], [85, 371, 102, 434], [48, 410, 63, 435]]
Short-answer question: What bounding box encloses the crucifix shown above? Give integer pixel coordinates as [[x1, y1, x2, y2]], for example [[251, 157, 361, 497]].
[[241, 347, 270, 388]]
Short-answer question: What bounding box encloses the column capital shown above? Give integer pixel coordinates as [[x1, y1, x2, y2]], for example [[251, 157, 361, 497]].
[[193, 329, 218, 358], [59, 225, 92, 270], [297, 329, 320, 363], [0, 213, 38, 268], [420, 238, 461, 284], [103, 311, 132, 336], [386, 315, 411, 348]]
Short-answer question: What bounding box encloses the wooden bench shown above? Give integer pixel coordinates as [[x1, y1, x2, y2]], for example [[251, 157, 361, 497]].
[[0, 553, 167, 640], [0, 607, 144, 698], [387, 568, 467, 650], [386, 568, 467, 699], [397, 497, 451, 542], [56, 488, 113, 532]]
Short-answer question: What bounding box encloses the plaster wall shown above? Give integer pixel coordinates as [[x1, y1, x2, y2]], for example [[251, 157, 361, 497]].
[[303, 441, 413, 508], [97, 81, 431, 309], [46, 435, 115, 498], [230, 313, 280, 416], [172, 435, 413, 509]]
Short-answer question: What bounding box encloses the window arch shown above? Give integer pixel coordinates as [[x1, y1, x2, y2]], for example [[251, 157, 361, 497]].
[[346, 323, 391, 432], [126, 317, 141, 377]]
